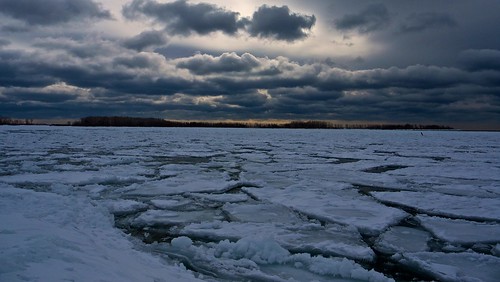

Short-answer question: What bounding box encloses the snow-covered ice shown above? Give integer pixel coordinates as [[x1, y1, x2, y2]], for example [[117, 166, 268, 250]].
[[0, 184, 201, 282], [416, 215, 500, 245], [1, 126, 499, 281], [163, 236, 393, 282], [396, 252, 500, 282], [371, 191, 500, 221], [374, 226, 431, 255], [179, 221, 376, 261], [244, 186, 409, 236]]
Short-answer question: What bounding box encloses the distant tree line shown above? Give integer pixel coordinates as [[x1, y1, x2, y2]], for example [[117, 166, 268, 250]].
[[72, 116, 453, 130], [0, 117, 34, 125]]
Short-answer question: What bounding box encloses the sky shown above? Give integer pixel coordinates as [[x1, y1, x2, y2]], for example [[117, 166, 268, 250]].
[[0, 0, 499, 129]]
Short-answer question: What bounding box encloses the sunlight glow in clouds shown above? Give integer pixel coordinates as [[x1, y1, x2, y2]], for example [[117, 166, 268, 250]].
[[0, 0, 499, 129]]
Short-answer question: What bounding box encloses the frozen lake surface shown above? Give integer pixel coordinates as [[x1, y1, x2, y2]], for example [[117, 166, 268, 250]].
[[1, 126, 499, 281]]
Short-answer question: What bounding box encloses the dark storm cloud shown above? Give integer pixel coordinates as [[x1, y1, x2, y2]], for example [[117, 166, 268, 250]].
[[1, 33, 499, 128], [399, 12, 456, 33], [33, 37, 118, 59], [0, 49, 56, 87], [334, 3, 390, 33], [0, 38, 10, 46], [2, 88, 77, 103], [122, 0, 242, 36], [316, 65, 467, 91], [0, 0, 111, 25], [176, 52, 261, 75], [459, 49, 500, 71], [123, 0, 316, 42], [122, 30, 168, 51], [113, 53, 162, 69], [245, 5, 316, 41]]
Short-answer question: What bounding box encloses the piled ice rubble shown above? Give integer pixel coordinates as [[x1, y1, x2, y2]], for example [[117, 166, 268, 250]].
[[162, 236, 393, 282]]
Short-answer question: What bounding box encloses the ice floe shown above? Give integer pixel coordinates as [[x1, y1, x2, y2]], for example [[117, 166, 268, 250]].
[[416, 215, 500, 244], [244, 186, 408, 235], [374, 226, 431, 255], [396, 252, 500, 282], [371, 191, 500, 222]]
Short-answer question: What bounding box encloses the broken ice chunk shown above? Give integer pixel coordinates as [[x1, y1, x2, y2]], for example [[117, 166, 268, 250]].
[[131, 209, 222, 227], [416, 215, 500, 245], [222, 202, 303, 224], [396, 252, 500, 282], [371, 191, 500, 221], [374, 226, 430, 255]]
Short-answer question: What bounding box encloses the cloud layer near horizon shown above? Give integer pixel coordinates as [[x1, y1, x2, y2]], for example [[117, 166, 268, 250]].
[[0, 0, 499, 129]]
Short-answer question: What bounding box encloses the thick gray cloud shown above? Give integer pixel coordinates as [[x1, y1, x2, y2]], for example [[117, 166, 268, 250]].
[[399, 12, 456, 33], [1, 41, 499, 128], [0, 38, 10, 46], [245, 5, 316, 41], [176, 53, 261, 75], [0, 0, 111, 25], [122, 30, 168, 51], [459, 49, 500, 71], [1, 0, 500, 129], [123, 0, 242, 36], [334, 3, 390, 33], [123, 0, 316, 42]]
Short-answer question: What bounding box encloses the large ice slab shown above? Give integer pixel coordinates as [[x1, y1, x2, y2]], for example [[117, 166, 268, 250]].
[[179, 221, 375, 262], [131, 209, 224, 228], [371, 191, 500, 222], [416, 215, 500, 244], [122, 178, 239, 196], [0, 170, 146, 186], [188, 192, 249, 203], [244, 187, 408, 235], [101, 199, 148, 215], [222, 202, 303, 224], [374, 226, 431, 255], [396, 252, 500, 282]]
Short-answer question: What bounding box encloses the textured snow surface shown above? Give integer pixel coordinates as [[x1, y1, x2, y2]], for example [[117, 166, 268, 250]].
[[0, 185, 201, 282], [1, 126, 499, 281], [180, 221, 376, 261]]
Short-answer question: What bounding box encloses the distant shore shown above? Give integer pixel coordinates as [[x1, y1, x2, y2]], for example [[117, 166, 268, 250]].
[[1, 116, 456, 130], [65, 116, 453, 130]]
